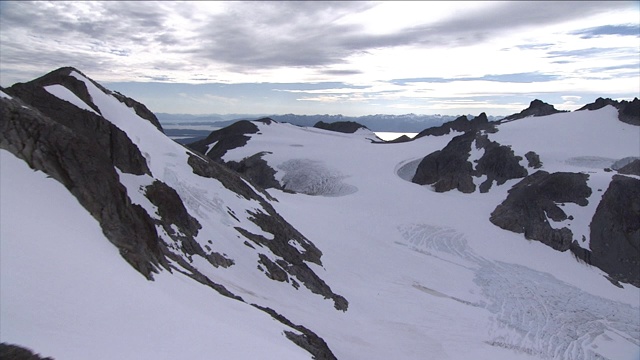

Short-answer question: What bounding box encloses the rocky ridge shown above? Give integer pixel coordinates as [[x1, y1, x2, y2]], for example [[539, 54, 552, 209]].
[[0, 67, 345, 359]]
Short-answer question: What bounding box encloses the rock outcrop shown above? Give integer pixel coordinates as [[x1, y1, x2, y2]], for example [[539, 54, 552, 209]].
[[0, 343, 54, 360], [586, 175, 640, 287], [501, 99, 565, 122], [576, 97, 640, 125], [1, 93, 167, 279], [313, 120, 368, 133], [414, 113, 495, 138], [188, 119, 261, 162], [412, 131, 476, 193], [412, 131, 528, 193], [490, 171, 592, 251]]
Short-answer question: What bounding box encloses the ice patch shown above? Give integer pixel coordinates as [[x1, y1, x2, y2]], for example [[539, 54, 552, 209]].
[[278, 159, 357, 197], [0, 90, 12, 99], [396, 223, 640, 360], [565, 156, 617, 169]]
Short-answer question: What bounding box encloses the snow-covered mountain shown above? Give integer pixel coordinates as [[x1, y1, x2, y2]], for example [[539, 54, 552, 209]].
[[1, 67, 639, 360]]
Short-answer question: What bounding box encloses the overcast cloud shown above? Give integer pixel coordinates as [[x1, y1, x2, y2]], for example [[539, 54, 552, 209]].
[[0, 1, 638, 116]]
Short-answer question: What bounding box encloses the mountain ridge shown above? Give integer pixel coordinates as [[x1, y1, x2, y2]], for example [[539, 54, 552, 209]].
[[1, 67, 639, 360]]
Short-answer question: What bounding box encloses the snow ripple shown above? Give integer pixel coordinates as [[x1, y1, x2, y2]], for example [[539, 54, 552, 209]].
[[397, 224, 640, 360]]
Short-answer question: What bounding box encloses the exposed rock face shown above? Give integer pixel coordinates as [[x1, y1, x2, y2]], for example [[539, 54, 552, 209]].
[[313, 120, 368, 133], [412, 131, 527, 193], [490, 171, 592, 251], [588, 175, 640, 287], [7, 67, 163, 132], [474, 135, 528, 193], [412, 131, 475, 193], [0, 95, 167, 279], [501, 99, 565, 122], [0, 343, 54, 360], [525, 151, 543, 169], [617, 159, 640, 176], [226, 151, 281, 190], [253, 305, 338, 360], [4, 72, 151, 176], [576, 97, 640, 125], [414, 113, 495, 138], [2, 67, 346, 356], [618, 97, 640, 125], [188, 120, 260, 161], [187, 154, 349, 311]]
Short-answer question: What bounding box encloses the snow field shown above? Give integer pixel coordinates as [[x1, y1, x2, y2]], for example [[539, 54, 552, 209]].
[[0, 150, 313, 360]]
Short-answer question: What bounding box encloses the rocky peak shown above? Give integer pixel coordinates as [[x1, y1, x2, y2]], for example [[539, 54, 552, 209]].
[[6, 67, 163, 132], [313, 120, 368, 134], [502, 99, 565, 122], [414, 113, 496, 138]]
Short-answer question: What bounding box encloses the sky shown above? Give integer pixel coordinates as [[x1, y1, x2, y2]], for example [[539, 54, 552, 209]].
[[0, 1, 638, 116]]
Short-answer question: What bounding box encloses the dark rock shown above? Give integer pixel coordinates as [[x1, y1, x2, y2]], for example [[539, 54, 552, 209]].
[[490, 171, 592, 251], [4, 73, 151, 176], [0, 95, 167, 279], [412, 131, 476, 193], [145, 180, 201, 239], [6, 67, 163, 132], [576, 97, 639, 125], [576, 97, 621, 111], [474, 136, 528, 193], [414, 113, 495, 138], [617, 159, 640, 176], [618, 98, 640, 125], [501, 99, 566, 122], [258, 254, 289, 282], [0, 343, 54, 360], [187, 154, 348, 310], [313, 120, 368, 133], [252, 305, 338, 360], [226, 151, 281, 190], [525, 151, 543, 169], [412, 131, 527, 193], [589, 175, 640, 287], [187, 120, 260, 161]]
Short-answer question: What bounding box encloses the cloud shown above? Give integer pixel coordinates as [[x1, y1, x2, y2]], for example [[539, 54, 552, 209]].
[[571, 24, 640, 38]]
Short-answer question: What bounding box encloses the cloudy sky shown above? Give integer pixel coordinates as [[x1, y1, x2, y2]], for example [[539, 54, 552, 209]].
[[1, 1, 638, 116]]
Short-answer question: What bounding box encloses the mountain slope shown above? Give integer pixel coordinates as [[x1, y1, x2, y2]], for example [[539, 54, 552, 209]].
[[1, 67, 639, 360], [1, 68, 344, 359], [195, 104, 640, 359]]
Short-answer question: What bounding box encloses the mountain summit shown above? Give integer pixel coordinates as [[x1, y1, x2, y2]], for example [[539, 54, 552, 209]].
[[1, 67, 639, 360]]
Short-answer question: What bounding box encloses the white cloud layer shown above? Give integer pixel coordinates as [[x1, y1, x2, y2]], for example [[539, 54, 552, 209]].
[[0, 1, 638, 115]]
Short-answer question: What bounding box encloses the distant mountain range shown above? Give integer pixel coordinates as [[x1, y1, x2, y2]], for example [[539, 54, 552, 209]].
[[157, 112, 503, 132]]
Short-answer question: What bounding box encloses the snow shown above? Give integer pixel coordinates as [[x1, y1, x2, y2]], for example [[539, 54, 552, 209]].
[[44, 84, 100, 115], [0, 89, 11, 99], [0, 150, 311, 360], [3, 74, 639, 360], [217, 110, 639, 360]]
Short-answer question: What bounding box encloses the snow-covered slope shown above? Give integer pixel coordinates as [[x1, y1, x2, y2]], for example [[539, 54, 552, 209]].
[[209, 108, 640, 359], [1, 67, 639, 360], [0, 150, 313, 360]]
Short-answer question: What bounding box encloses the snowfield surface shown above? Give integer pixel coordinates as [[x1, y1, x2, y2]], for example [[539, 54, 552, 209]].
[[1, 73, 638, 360], [219, 107, 639, 360], [0, 151, 312, 360]]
